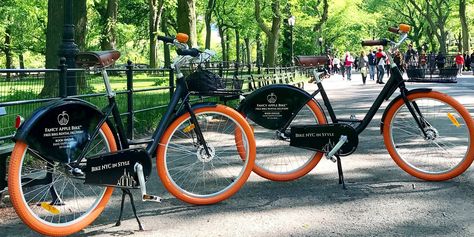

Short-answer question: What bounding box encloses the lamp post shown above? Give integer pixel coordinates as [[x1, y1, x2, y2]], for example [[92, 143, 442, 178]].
[[59, 0, 79, 96], [288, 16, 296, 66], [318, 37, 323, 55]]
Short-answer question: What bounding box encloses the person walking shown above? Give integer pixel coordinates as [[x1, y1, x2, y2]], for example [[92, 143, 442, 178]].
[[333, 57, 340, 74], [464, 52, 471, 72], [471, 52, 474, 75], [393, 50, 404, 72], [358, 51, 369, 84], [436, 52, 446, 70], [375, 48, 386, 84], [367, 50, 377, 80], [404, 44, 418, 69], [455, 52, 464, 76], [344, 52, 354, 81]]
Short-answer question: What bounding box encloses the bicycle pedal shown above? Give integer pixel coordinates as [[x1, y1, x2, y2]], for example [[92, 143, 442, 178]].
[[142, 194, 162, 203], [326, 155, 337, 163]]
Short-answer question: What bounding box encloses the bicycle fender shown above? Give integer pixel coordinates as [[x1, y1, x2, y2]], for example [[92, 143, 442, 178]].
[[380, 88, 432, 133], [238, 84, 314, 130], [14, 98, 113, 163]]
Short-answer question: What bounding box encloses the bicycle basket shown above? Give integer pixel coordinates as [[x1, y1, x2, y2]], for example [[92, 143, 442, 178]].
[[186, 70, 225, 92]]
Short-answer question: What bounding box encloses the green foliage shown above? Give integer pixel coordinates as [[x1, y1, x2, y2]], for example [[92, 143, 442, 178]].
[[0, 0, 473, 69]]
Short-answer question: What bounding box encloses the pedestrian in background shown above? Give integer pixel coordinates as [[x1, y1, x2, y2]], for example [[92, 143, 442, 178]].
[[464, 53, 471, 72], [393, 50, 404, 73], [455, 52, 464, 76], [376, 48, 386, 84], [404, 44, 418, 69], [436, 52, 446, 70], [333, 57, 340, 74], [358, 51, 369, 84], [367, 50, 377, 80], [471, 51, 474, 75], [344, 52, 354, 81]]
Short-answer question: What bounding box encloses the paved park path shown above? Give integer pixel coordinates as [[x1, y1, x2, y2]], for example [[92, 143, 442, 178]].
[[2, 73, 474, 236]]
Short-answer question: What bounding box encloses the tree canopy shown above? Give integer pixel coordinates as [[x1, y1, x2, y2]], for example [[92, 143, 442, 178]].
[[0, 0, 473, 68]]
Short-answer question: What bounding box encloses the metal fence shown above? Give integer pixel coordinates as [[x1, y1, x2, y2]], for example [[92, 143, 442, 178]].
[[0, 62, 300, 144]]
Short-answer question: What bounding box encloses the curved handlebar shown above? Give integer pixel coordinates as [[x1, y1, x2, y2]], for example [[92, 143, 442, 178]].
[[177, 48, 201, 57], [361, 39, 389, 47], [388, 27, 399, 34], [157, 35, 175, 44]]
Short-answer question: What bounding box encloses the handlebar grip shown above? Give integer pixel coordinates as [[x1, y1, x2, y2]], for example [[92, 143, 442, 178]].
[[361, 39, 389, 47], [157, 35, 175, 44], [177, 48, 201, 57], [388, 27, 399, 34]]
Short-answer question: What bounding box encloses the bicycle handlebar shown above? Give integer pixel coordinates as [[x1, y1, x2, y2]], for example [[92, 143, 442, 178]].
[[157, 35, 175, 44], [388, 27, 399, 34], [177, 48, 201, 57], [361, 39, 389, 47]]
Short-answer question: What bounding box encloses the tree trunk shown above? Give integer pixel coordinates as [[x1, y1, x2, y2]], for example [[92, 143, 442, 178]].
[[74, 0, 87, 51], [161, 9, 171, 68], [245, 38, 251, 65], [255, 0, 281, 66], [149, 0, 165, 68], [235, 29, 240, 63], [74, 0, 87, 93], [218, 26, 227, 64], [265, 35, 279, 66], [41, 0, 64, 97], [459, 0, 470, 53], [4, 27, 12, 81], [205, 0, 216, 49], [177, 0, 197, 47], [225, 31, 230, 62], [100, 0, 118, 50], [256, 33, 263, 66]]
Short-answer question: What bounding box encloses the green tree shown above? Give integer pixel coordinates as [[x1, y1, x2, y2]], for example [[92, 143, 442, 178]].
[[255, 0, 281, 66]]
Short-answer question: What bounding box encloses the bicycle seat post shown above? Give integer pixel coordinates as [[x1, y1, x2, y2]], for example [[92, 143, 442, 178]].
[[101, 67, 116, 98]]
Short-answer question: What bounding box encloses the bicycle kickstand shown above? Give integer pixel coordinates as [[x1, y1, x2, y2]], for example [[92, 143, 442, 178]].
[[326, 136, 348, 190], [335, 155, 346, 190], [115, 188, 144, 231]]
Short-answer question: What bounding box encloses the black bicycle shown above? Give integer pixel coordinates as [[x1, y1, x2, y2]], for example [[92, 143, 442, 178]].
[[237, 24, 474, 185], [8, 34, 256, 236]]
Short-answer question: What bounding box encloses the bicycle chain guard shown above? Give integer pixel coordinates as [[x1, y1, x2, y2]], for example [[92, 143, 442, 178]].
[[84, 148, 152, 188], [290, 124, 359, 156]]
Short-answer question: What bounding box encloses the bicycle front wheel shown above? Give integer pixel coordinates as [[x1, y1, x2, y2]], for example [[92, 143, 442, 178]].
[[383, 91, 474, 181], [157, 105, 256, 205], [8, 123, 117, 236]]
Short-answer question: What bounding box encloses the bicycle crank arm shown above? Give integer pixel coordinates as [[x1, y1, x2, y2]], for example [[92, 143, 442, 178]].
[[326, 135, 348, 162], [135, 163, 162, 203]]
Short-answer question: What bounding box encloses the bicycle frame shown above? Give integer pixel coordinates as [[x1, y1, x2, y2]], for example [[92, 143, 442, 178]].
[[311, 66, 406, 134], [279, 41, 430, 139], [77, 71, 202, 164]]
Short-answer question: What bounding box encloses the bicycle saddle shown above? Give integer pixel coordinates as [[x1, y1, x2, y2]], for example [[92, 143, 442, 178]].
[[76, 50, 121, 68]]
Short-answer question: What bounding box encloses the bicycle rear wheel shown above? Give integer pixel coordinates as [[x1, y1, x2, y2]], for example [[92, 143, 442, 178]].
[[8, 124, 117, 236], [242, 99, 327, 181], [157, 105, 256, 205], [383, 91, 474, 181]]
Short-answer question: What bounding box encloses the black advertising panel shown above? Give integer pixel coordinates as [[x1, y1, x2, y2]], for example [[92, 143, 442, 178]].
[[19, 100, 104, 163], [290, 124, 359, 156], [241, 85, 310, 130], [84, 148, 152, 187]]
